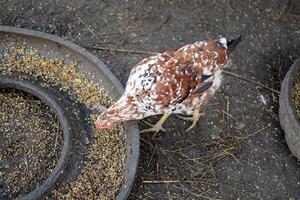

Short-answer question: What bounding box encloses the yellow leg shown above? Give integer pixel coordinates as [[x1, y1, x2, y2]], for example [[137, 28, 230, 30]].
[[140, 113, 170, 133], [178, 109, 204, 132]]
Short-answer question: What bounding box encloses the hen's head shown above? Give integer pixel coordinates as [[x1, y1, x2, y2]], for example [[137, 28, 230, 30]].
[[95, 119, 114, 129], [95, 95, 137, 129], [95, 106, 119, 129]]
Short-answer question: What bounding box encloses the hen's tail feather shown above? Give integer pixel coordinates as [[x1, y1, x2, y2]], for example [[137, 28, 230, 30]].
[[228, 35, 242, 51]]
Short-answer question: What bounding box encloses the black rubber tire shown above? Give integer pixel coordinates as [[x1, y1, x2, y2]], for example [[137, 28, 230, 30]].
[[279, 58, 300, 159], [0, 75, 72, 200], [0, 25, 140, 200]]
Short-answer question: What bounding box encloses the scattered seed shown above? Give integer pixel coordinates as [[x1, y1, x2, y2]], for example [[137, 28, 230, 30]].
[[0, 43, 125, 199]]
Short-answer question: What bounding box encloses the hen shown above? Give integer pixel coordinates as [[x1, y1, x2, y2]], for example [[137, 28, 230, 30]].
[[95, 36, 242, 133]]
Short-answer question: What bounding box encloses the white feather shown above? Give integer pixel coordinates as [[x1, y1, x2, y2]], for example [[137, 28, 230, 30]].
[[258, 93, 267, 105], [218, 37, 227, 49]]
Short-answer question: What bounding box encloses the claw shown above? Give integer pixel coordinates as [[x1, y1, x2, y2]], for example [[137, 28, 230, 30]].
[[176, 115, 193, 121], [140, 113, 170, 134], [140, 123, 166, 133], [185, 120, 198, 132], [183, 109, 204, 132]]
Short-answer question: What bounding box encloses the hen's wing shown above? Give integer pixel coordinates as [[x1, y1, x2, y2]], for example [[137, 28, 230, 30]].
[[124, 41, 227, 113]]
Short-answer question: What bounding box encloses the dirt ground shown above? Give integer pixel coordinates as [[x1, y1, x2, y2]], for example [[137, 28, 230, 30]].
[[1, 0, 300, 199]]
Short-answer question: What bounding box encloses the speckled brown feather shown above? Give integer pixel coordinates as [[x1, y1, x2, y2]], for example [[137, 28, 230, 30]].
[[96, 38, 236, 125]]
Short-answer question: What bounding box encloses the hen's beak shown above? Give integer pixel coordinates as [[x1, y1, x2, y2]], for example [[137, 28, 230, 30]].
[[95, 120, 113, 129]]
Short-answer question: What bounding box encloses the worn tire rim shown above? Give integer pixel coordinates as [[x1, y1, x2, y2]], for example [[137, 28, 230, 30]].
[[279, 58, 300, 159]]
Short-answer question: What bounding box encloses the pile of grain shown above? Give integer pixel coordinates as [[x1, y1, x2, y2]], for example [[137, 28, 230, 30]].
[[0, 45, 125, 199], [53, 121, 125, 199], [293, 72, 300, 120], [0, 89, 63, 199]]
